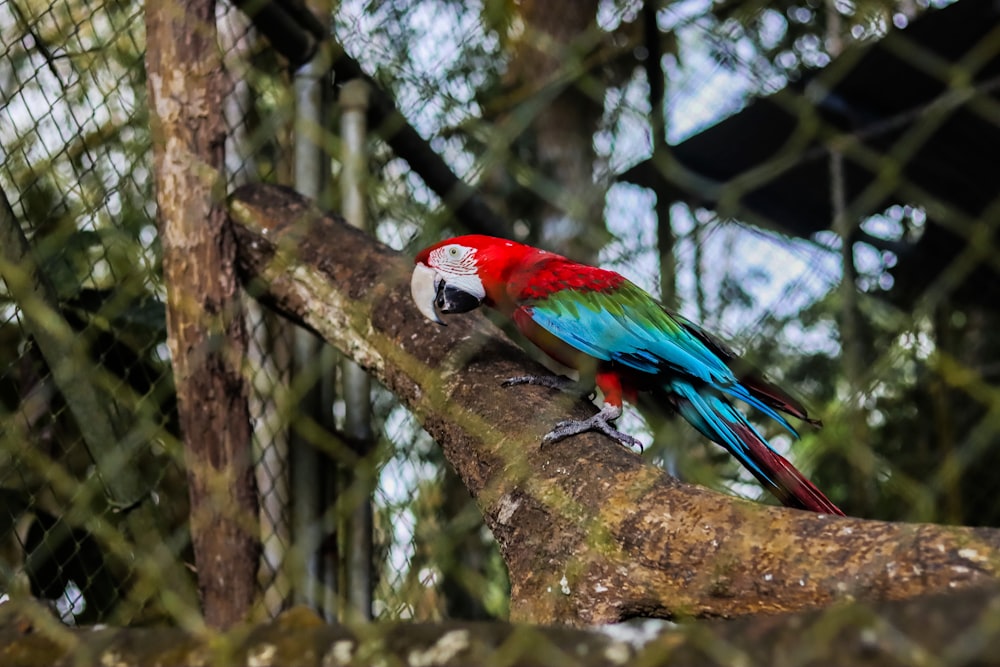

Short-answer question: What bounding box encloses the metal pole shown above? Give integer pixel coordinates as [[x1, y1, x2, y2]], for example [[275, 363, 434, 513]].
[[338, 79, 375, 621], [292, 52, 337, 617]]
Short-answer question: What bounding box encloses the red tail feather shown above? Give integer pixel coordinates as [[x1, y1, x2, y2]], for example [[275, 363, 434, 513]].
[[738, 374, 823, 427], [736, 425, 844, 515]]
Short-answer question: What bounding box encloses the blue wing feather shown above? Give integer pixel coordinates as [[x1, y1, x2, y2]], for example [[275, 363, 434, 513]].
[[526, 283, 799, 437], [527, 291, 731, 382], [518, 274, 841, 514]]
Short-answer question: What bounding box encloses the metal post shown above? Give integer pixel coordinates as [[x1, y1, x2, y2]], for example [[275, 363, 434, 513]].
[[292, 52, 337, 617], [338, 79, 375, 621]]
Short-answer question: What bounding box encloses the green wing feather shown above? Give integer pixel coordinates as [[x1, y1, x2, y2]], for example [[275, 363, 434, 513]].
[[526, 281, 801, 433], [526, 281, 735, 386]]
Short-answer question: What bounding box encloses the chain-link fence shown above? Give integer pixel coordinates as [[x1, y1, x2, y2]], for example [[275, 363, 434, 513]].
[[0, 0, 998, 642], [1, 0, 171, 625], [0, 0, 507, 627]]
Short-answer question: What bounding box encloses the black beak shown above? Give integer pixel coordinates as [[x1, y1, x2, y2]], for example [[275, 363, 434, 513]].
[[411, 262, 484, 325], [435, 281, 483, 315]]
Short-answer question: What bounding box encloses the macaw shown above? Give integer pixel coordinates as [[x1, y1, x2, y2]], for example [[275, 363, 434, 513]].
[[410, 234, 843, 515]]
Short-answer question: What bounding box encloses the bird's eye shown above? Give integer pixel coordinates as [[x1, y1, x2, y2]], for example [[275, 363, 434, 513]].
[[448, 247, 460, 257]]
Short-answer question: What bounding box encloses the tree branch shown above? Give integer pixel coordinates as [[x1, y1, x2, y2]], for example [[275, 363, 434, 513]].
[[5, 588, 1000, 666], [229, 183, 1000, 626], [230, 0, 323, 67], [325, 37, 513, 238]]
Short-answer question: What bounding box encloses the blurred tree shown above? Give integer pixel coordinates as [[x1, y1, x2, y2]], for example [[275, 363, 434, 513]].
[[480, 0, 610, 259]]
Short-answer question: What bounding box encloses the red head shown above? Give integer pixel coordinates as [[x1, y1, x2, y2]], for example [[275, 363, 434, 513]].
[[411, 235, 552, 323]]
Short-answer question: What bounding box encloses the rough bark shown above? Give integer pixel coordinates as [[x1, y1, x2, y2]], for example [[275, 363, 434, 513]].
[[4, 587, 1000, 666], [229, 183, 1000, 626], [146, 0, 259, 628]]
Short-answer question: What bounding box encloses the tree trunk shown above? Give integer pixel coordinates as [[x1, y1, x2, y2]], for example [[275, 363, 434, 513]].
[[229, 183, 1000, 626], [146, 0, 259, 628]]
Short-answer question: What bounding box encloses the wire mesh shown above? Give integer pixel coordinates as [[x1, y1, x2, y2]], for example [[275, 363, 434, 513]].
[[0, 0, 177, 625], [0, 1, 997, 658]]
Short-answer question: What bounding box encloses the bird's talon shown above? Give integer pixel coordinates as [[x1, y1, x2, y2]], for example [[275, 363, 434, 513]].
[[538, 405, 645, 453], [620, 436, 644, 453], [540, 430, 568, 446]]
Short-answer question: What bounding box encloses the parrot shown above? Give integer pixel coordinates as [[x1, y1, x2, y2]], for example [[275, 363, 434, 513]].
[[410, 234, 843, 515]]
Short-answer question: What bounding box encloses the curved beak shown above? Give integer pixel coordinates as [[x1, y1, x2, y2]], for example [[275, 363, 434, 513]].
[[410, 262, 445, 324], [410, 262, 485, 326]]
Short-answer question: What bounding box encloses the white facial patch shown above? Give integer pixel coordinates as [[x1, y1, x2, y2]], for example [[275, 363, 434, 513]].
[[429, 245, 485, 300]]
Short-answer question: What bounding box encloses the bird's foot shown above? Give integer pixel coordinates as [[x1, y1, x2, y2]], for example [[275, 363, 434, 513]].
[[501, 374, 587, 396], [542, 403, 644, 453]]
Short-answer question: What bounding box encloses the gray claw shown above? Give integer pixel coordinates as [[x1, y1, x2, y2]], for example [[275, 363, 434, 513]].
[[541, 404, 644, 453]]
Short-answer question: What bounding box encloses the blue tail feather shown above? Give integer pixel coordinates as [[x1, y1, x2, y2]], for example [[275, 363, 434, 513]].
[[668, 381, 776, 485], [666, 379, 844, 515]]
